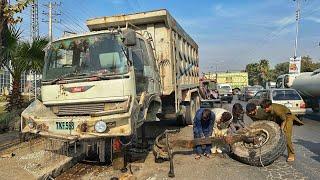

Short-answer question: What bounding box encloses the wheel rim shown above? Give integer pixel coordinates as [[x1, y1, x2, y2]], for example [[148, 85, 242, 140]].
[[243, 129, 270, 149]]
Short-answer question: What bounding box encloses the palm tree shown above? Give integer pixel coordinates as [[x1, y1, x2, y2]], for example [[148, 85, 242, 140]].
[[0, 26, 48, 111]]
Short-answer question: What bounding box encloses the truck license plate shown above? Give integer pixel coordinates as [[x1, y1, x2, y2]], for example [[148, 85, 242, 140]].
[[56, 121, 74, 130]]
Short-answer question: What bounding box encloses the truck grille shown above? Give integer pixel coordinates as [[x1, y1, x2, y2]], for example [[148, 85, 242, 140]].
[[51, 103, 105, 116]]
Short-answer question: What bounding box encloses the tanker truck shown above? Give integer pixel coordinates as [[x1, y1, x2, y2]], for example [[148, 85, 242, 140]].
[[276, 69, 320, 112], [20, 9, 200, 164]]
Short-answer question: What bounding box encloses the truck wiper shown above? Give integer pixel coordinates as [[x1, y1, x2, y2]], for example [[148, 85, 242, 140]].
[[48, 72, 88, 84]]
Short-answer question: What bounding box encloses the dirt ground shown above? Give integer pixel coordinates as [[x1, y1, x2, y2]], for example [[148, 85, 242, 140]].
[[0, 136, 81, 180]]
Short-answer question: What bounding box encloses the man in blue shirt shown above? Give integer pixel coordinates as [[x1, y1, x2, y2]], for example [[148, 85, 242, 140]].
[[193, 108, 215, 159]]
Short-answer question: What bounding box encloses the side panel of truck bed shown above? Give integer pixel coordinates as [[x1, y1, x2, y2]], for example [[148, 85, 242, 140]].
[[86, 9, 199, 96]]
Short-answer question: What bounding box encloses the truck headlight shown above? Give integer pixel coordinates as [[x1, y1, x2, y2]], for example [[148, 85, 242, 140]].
[[95, 120, 107, 133]]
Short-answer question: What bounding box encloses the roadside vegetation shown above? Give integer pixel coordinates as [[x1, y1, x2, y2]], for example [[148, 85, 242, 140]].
[[245, 56, 320, 86]]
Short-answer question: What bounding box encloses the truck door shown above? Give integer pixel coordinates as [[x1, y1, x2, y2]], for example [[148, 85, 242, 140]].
[[132, 39, 147, 96], [132, 38, 157, 95], [138, 39, 158, 94], [144, 39, 161, 94]]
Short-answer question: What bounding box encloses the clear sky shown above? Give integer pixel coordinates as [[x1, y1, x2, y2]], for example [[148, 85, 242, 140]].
[[19, 0, 320, 72]]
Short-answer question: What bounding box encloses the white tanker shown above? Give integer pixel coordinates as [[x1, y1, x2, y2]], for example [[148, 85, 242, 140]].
[[276, 69, 320, 112]]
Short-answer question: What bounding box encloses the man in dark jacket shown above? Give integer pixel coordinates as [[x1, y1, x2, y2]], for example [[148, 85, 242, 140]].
[[193, 108, 215, 159]]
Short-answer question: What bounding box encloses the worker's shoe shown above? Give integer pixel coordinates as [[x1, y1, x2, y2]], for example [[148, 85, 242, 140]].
[[287, 154, 295, 162], [203, 153, 211, 159]]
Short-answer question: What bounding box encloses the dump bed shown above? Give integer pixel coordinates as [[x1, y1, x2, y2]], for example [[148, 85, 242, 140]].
[[86, 9, 199, 95]]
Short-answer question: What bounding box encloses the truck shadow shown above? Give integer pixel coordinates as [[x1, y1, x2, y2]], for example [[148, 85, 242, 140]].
[[295, 139, 320, 162]]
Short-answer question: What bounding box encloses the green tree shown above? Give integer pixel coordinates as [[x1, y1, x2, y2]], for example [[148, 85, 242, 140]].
[[258, 59, 272, 85], [0, 27, 48, 111], [246, 62, 260, 85], [1, 0, 32, 59], [301, 56, 320, 72], [273, 62, 289, 80]]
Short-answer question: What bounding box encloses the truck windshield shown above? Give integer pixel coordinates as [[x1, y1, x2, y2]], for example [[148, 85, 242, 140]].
[[43, 33, 128, 81]]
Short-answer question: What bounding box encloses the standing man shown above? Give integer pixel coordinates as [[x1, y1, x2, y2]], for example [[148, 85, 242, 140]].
[[193, 108, 215, 159], [260, 99, 304, 162]]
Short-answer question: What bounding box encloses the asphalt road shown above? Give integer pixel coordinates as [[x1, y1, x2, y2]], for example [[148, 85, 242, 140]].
[[57, 97, 320, 180]]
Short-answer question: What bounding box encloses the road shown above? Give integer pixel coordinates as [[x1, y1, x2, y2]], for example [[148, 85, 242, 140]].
[[56, 97, 320, 180]]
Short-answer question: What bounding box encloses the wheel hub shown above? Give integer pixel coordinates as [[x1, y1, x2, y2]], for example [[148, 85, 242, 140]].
[[243, 129, 269, 149]]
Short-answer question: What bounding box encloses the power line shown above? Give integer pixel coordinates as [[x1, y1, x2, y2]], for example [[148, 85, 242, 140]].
[[79, 0, 97, 18], [60, 10, 87, 32], [58, 21, 77, 34]]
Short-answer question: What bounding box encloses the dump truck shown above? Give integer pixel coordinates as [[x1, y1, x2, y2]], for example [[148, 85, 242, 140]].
[[276, 69, 320, 112], [20, 9, 200, 164], [205, 72, 248, 94]]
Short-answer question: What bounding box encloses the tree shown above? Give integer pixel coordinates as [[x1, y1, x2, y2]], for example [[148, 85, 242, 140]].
[[1, 27, 48, 111], [258, 59, 272, 85], [0, 0, 33, 59], [301, 56, 320, 72], [273, 62, 289, 80], [246, 62, 260, 85]]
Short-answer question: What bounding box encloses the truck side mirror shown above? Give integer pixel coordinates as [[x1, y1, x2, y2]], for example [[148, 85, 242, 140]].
[[122, 29, 136, 46]]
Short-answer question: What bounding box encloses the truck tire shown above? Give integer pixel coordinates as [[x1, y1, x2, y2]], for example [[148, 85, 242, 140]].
[[231, 121, 286, 167]]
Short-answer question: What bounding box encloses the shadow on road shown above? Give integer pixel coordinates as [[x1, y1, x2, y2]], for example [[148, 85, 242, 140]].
[[304, 113, 320, 122], [295, 139, 320, 162]]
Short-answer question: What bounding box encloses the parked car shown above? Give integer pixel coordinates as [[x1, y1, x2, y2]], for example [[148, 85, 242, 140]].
[[217, 83, 233, 103], [238, 85, 264, 101], [248, 88, 310, 117]]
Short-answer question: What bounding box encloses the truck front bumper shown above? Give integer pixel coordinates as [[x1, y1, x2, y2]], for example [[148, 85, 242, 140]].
[[21, 100, 139, 140]]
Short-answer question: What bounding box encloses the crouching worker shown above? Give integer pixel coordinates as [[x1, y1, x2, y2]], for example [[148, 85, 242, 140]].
[[193, 108, 215, 159], [260, 99, 304, 162], [211, 108, 233, 154], [229, 103, 246, 134]]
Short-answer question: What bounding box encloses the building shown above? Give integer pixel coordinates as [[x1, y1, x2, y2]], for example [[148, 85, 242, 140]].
[[0, 67, 35, 97]]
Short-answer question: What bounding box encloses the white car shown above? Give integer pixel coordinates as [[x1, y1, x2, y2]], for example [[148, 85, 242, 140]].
[[248, 88, 310, 117], [217, 84, 233, 103]]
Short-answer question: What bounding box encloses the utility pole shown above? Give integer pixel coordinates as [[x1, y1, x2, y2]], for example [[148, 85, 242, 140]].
[[29, 0, 39, 100], [42, 1, 60, 42], [30, 0, 39, 41], [294, 0, 300, 58]]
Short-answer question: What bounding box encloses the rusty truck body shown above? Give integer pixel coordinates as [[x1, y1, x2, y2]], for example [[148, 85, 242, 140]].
[[21, 9, 200, 163]]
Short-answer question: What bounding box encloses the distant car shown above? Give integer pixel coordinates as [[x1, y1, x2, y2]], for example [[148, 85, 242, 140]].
[[248, 88, 310, 117], [239, 85, 264, 101], [266, 81, 276, 89], [217, 83, 233, 103]]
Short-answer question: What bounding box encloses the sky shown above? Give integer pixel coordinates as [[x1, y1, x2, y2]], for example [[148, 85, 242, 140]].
[[18, 0, 320, 73]]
